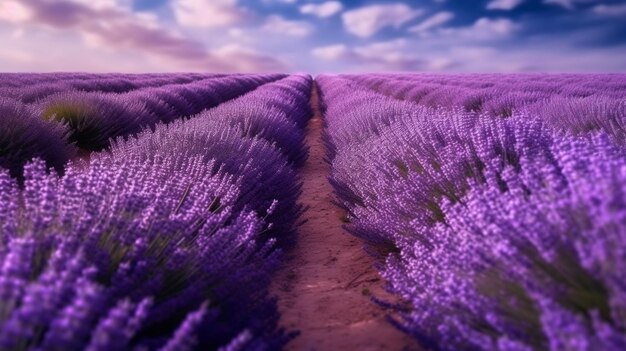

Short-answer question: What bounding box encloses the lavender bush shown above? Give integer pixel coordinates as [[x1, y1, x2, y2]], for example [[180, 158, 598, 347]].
[[347, 73, 626, 141], [0, 156, 282, 350], [0, 98, 76, 180], [40, 91, 156, 150], [318, 74, 626, 351], [35, 74, 283, 151], [382, 132, 626, 350], [0, 74, 312, 350]]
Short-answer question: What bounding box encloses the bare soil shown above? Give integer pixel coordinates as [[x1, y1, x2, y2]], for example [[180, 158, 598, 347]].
[[270, 84, 419, 351]]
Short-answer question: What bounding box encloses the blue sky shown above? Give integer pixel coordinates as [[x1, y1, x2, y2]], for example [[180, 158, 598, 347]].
[[1, 0, 625, 72]]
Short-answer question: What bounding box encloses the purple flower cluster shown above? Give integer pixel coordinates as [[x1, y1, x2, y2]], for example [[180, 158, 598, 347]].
[[347, 73, 626, 142], [0, 73, 222, 102], [35, 74, 283, 150], [318, 74, 626, 350], [0, 98, 76, 181], [0, 74, 312, 350], [1, 74, 283, 178]]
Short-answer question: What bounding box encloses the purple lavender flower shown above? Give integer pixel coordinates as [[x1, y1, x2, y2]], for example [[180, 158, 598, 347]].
[[0, 98, 76, 180], [318, 74, 626, 351], [0, 74, 310, 350]]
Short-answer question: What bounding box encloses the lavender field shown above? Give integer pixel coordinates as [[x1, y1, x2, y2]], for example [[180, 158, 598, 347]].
[[319, 74, 626, 351], [0, 72, 625, 351], [0, 73, 310, 350]]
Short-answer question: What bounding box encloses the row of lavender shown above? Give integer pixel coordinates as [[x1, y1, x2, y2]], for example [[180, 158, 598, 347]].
[[1, 73, 284, 180], [348, 73, 626, 142], [0, 74, 312, 349], [318, 74, 626, 350], [0, 73, 216, 99]]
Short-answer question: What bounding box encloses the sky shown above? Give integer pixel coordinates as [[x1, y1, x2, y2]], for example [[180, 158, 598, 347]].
[[1, 0, 625, 73]]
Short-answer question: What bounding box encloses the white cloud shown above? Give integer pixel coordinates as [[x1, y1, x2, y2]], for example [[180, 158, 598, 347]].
[[592, 4, 626, 16], [0, 28, 169, 72], [449, 46, 498, 61], [353, 39, 411, 62], [300, 1, 343, 18], [486, 0, 525, 10], [313, 39, 449, 71], [262, 0, 297, 4], [213, 44, 287, 71], [262, 15, 314, 37], [440, 17, 518, 40], [543, 0, 594, 10], [172, 0, 246, 28], [429, 57, 454, 70], [0, 1, 33, 23], [409, 11, 454, 33], [0, 50, 34, 64], [0, 0, 285, 72], [342, 3, 423, 38], [312, 44, 350, 60], [67, 0, 131, 10], [448, 44, 626, 72], [228, 27, 248, 39], [11, 28, 25, 39], [134, 12, 161, 29]]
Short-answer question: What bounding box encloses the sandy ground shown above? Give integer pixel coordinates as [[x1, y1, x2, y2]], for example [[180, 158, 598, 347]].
[[269, 84, 420, 351]]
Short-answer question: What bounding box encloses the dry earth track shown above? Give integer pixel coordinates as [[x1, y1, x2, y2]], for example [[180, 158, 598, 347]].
[[269, 83, 420, 351]]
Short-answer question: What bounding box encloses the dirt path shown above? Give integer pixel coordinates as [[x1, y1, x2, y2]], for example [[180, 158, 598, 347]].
[[270, 84, 418, 351]]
